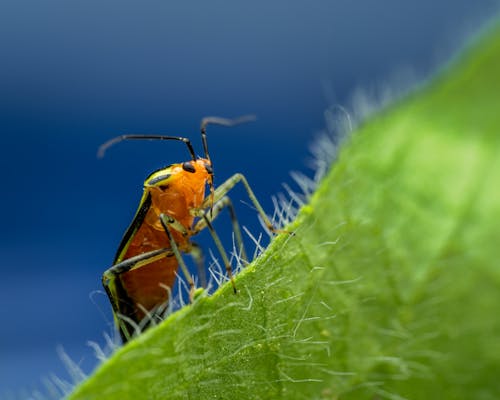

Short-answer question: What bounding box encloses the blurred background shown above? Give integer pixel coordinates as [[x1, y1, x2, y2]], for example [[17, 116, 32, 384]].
[[0, 0, 498, 396]]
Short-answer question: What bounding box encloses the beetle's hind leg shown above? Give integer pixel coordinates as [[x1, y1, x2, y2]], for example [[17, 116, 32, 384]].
[[102, 248, 173, 343]]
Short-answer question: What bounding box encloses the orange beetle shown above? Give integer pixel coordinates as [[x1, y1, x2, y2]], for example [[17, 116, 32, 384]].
[[99, 116, 280, 343]]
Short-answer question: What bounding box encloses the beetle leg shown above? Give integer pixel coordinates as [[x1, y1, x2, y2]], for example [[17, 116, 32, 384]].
[[200, 214, 238, 294], [192, 196, 248, 263], [190, 242, 206, 288], [102, 247, 172, 343], [200, 173, 288, 234], [159, 214, 196, 301], [165, 199, 246, 292]]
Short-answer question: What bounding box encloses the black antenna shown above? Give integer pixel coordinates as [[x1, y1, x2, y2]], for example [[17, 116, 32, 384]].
[[97, 134, 197, 161], [199, 115, 256, 216], [200, 115, 256, 163]]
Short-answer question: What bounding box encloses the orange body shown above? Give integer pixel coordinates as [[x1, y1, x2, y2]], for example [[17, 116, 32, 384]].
[[112, 159, 211, 325], [101, 115, 260, 343]]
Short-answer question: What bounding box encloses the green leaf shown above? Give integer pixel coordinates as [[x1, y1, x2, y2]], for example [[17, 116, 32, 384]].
[[69, 21, 500, 400]]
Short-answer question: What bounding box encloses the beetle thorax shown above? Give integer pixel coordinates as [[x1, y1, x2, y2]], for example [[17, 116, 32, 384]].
[[145, 159, 211, 231]]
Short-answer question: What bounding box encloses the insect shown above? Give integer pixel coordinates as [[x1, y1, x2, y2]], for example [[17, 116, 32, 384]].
[[99, 116, 281, 343]]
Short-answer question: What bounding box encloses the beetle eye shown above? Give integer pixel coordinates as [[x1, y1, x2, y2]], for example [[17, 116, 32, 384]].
[[159, 184, 169, 191], [204, 163, 213, 174], [182, 161, 196, 173]]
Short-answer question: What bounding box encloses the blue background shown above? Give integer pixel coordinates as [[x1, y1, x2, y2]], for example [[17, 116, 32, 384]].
[[0, 0, 497, 395]]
